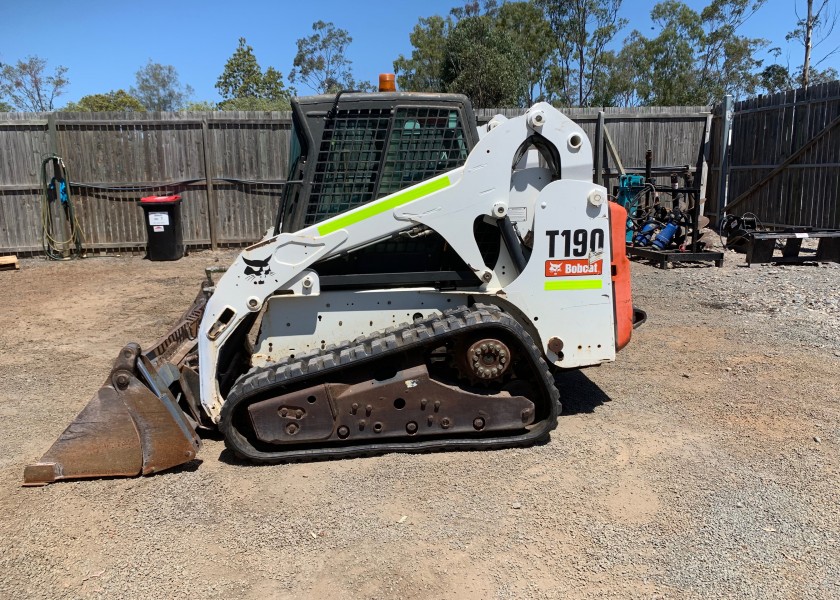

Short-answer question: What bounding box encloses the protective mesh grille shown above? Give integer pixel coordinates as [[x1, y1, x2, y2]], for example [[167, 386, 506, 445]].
[[378, 107, 468, 197], [306, 108, 391, 225], [305, 106, 469, 226]]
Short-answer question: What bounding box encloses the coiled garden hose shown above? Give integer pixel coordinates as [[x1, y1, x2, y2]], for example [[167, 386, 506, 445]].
[[40, 154, 85, 260]]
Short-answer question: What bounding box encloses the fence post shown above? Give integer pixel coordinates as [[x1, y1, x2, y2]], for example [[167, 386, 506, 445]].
[[47, 113, 58, 155], [201, 119, 219, 250], [716, 95, 733, 223], [593, 111, 604, 185]]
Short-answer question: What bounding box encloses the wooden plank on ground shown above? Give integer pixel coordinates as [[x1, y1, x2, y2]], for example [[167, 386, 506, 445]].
[[0, 255, 20, 270]]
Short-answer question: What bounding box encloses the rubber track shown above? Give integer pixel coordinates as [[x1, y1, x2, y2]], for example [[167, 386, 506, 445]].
[[220, 303, 561, 463]]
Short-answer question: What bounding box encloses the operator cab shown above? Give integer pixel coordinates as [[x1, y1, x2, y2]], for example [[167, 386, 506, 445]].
[[277, 92, 479, 233], [276, 92, 494, 286]]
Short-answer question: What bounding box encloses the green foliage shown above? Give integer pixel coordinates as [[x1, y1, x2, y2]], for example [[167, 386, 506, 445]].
[[759, 63, 793, 93], [620, 0, 767, 105], [538, 0, 628, 107], [216, 38, 292, 109], [131, 60, 193, 111], [0, 56, 69, 112], [497, 2, 556, 103], [587, 49, 638, 106], [806, 65, 840, 84], [441, 15, 527, 107], [449, 0, 499, 20], [182, 100, 218, 111], [217, 97, 292, 111], [393, 15, 453, 92], [0, 100, 12, 112], [63, 90, 146, 112], [397, 0, 819, 107], [290, 21, 374, 94]]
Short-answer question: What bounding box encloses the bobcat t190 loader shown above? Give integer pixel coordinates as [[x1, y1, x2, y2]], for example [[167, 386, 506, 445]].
[[24, 91, 642, 485]]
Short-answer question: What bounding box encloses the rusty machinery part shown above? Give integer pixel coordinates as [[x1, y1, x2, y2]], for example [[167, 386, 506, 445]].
[[219, 304, 560, 463], [142, 287, 209, 368], [462, 338, 511, 382], [23, 343, 201, 486]]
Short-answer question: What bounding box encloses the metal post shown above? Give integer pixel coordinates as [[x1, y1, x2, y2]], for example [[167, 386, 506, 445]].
[[716, 95, 733, 224], [697, 113, 712, 216]]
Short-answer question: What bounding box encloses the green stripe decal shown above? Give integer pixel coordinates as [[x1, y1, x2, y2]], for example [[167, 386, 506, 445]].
[[544, 279, 603, 291], [317, 175, 452, 236]]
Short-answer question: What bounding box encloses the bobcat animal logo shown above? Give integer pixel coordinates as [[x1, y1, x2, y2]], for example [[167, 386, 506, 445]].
[[243, 256, 273, 284]]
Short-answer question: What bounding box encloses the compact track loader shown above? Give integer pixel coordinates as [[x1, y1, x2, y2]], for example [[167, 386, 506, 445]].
[[24, 91, 641, 485]]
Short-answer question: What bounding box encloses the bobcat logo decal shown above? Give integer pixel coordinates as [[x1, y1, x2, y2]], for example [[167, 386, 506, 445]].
[[243, 256, 273, 284]]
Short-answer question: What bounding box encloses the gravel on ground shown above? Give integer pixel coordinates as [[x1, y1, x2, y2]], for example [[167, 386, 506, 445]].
[[0, 245, 837, 599]]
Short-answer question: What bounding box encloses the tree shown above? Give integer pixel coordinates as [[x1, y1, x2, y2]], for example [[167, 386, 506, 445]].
[[217, 97, 292, 110], [804, 64, 840, 84], [759, 62, 794, 93], [289, 21, 374, 93], [0, 100, 11, 112], [449, 0, 499, 20], [588, 48, 639, 106], [441, 15, 527, 107], [786, 0, 839, 88], [63, 90, 146, 112], [183, 100, 217, 111], [698, 0, 768, 98], [216, 38, 292, 110], [0, 56, 69, 112], [621, 0, 767, 105], [393, 15, 453, 92], [130, 60, 193, 111], [497, 2, 556, 104], [538, 0, 628, 107]]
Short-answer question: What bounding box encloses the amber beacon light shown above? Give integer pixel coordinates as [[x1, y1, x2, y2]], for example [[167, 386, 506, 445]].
[[378, 73, 396, 92]]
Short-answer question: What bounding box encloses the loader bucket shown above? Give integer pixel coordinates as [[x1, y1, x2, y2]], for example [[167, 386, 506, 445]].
[[23, 289, 208, 486], [23, 343, 201, 485]]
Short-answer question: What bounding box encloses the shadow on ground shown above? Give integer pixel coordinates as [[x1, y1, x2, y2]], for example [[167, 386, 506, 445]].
[[554, 369, 612, 415]]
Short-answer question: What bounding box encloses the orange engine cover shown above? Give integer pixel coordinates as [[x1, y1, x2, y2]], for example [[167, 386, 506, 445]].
[[609, 202, 633, 351]]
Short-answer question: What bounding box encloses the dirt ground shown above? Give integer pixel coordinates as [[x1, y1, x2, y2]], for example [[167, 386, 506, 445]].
[[0, 249, 838, 599]]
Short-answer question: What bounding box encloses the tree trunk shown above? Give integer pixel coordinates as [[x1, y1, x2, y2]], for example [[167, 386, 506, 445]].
[[803, 0, 813, 88], [578, 47, 585, 106]]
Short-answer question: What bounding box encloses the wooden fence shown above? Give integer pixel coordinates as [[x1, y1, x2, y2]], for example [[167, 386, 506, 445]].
[[0, 104, 732, 255], [0, 111, 291, 255], [706, 80, 840, 228]]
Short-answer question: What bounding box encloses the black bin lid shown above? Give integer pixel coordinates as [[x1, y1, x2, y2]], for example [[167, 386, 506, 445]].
[[140, 194, 181, 204]]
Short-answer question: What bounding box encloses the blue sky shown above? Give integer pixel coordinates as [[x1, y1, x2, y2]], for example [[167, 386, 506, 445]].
[[0, 0, 833, 105]]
